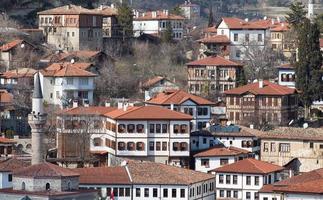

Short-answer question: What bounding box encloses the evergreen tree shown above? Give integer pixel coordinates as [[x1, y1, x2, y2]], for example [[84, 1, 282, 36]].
[[170, 5, 183, 16], [286, 1, 306, 29], [117, 2, 133, 40], [295, 19, 323, 118], [315, 13, 323, 33], [161, 22, 173, 43], [208, 5, 214, 27]]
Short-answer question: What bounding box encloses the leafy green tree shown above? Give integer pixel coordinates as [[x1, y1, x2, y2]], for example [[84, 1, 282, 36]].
[[208, 5, 214, 27], [117, 2, 133, 40], [170, 5, 183, 16], [286, 1, 307, 30], [295, 19, 323, 118], [161, 22, 173, 43], [315, 13, 323, 33]]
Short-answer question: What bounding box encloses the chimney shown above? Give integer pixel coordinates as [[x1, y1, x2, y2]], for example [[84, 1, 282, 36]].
[[259, 79, 264, 88], [244, 18, 249, 22], [72, 100, 78, 108], [271, 18, 275, 25], [111, 4, 115, 8], [66, 5, 71, 10], [118, 102, 123, 109], [152, 11, 157, 18], [123, 103, 128, 111], [99, 4, 104, 10], [144, 91, 151, 101], [250, 124, 254, 129], [170, 104, 174, 110], [164, 10, 169, 16], [105, 102, 111, 107], [84, 100, 89, 107]]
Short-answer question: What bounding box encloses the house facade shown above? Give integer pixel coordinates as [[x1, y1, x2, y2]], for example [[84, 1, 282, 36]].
[[186, 56, 243, 97], [145, 89, 216, 132], [39, 62, 96, 107], [276, 63, 295, 88], [38, 4, 103, 51], [57, 105, 192, 167], [74, 161, 216, 200], [224, 80, 298, 127], [197, 35, 231, 59], [179, 1, 200, 20], [141, 76, 179, 101], [211, 158, 284, 200], [260, 127, 323, 173], [133, 10, 185, 40], [0, 158, 30, 189], [96, 5, 119, 38]]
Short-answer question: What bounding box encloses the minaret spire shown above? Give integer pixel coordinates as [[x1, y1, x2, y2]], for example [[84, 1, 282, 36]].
[[308, 0, 314, 20], [29, 71, 47, 165]]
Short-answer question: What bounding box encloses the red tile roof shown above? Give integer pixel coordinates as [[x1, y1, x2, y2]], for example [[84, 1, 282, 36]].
[[211, 158, 284, 174], [221, 18, 267, 30], [127, 161, 214, 185], [59, 106, 117, 116], [142, 76, 166, 88], [260, 168, 323, 194], [224, 80, 296, 96], [0, 158, 30, 172], [135, 11, 185, 21], [260, 127, 323, 141], [211, 126, 265, 138], [197, 35, 230, 44], [146, 89, 216, 105], [38, 4, 99, 15], [194, 146, 250, 158], [186, 56, 242, 67], [73, 166, 131, 185], [105, 106, 193, 120], [42, 62, 96, 77], [320, 38, 323, 48], [270, 22, 290, 32], [0, 40, 23, 52], [203, 26, 217, 33], [14, 162, 79, 178], [0, 90, 13, 104], [96, 6, 118, 16], [0, 137, 16, 144], [1, 68, 36, 79]]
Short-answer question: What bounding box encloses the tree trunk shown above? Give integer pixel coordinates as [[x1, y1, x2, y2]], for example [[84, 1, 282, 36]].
[[304, 104, 310, 119]]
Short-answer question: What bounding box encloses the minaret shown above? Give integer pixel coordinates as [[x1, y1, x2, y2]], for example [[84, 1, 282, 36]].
[[28, 72, 47, 165], [308, 0, 314, 20]]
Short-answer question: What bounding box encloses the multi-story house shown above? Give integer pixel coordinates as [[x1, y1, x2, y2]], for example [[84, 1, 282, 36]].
[[74, 160, 216, 200], [39, 62, 96, 107], [224, 80, 298, 126], [276, 63, 295, 88], [0, 39, 36, 71], [96, 4, 119, 38], [186, 55, 243, 96], [38, 4, 103, 51], [133, 10, 185, 40], [0, 158, 30, 189], [57, 105, 192, 167], [141, 76, 179, 101], [216, 17, 267, 60], [145, 89, 216, 131], [194, 146, 250, 173], [211, 158, 284, 200], [197, 35, 231, 59], [179, 0, 200, 20], [260, 167, 323, 200], [260, 127, 323, 173]]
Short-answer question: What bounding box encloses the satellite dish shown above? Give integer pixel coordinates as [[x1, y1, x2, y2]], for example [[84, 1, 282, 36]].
[[226, 121, 232, 126], [263, 16, 267, 20], [288, 120, 294, 126], [20, 43, 25, 48], [70, 59, 75, 64], [303, 123, 309, 129]]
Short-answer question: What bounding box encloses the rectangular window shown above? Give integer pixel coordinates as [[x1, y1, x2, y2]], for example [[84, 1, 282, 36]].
[[153, 188, 157, 197], [172, 189, 176, 198], [149, 124, 155, 133], [162, 124, 167, 133], [8, 174, 12, 182], [180, 189, 185, 198], [220, 190, 224, 197], [219, 174, 224, 184], [125, 188, 130, 196], [144, 188, 149, 197], [227, 190, 231, 197], [233, 175, 238, 184], [220, 158, 229, 166], [263, 142, 269, 152], [246, 192, 251, 199], [66, 78, 73, 85], [245, 33, 249, 42], [279, 143, 290, 152], [258, 34, 262, 42], [79, 78, 88, 85], [56, 91, 60, 99], [234, 33, 238, 41], [156, 142, 161, 151], [310, 142, 314, 148], [156, 124, 161, 133], [201, 159, 209, 168], [246, 176, 251, 185], [255, 192, 259, 200], [255, 176, 259, 185], [149, 142, 154, 151], [234, 190, 238, 198], [226, 175, 231, 184], [119, 188, 124, 196], [271, 142, 276, 152], [162, 142, 167, 151], [163, 188, 168, 197]]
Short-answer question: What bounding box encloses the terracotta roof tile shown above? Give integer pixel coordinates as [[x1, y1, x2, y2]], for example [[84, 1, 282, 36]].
[[127, 161, 214, 185], [320, 38, 323, 48], [186, 56, 242, 66], [203, 26, 217, 33], [0, 90, 13, 104], [42, 62, 96, 77], [211, 158, 284, 174], [194, 146, 250, 157], [147, 89, 216, 105], [197, 35, 230, 44], [224, 80, 296, 96], [260, 127, 323, 141], [0, 137, 16, 144], [0, 40, 23, 52], [0, 158, 30, 172], [14, 162, 79, 178], [59, 106, 117, 116], [73, 166, 131, 185], [1, 68, 36, 79], [221, 17, 267, 30], [38, 4, 99, 15], [260, 168, 323, 194], [135, 11, 185, 21], [270, 22, 290, 32], [96, 6, 118, 16], [142, 76, 165, 88]]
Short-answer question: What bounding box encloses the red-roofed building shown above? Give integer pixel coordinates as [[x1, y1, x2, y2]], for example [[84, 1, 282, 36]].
[[211, 158, 284, 200], [179, 1, 200, 20], [146, 89, 216, 131], [141, 76, 179, 100], [57, 105, 193, 167], [224, 80, 298, 126], [133, 10, 184, 40], [194, 146, 251, 173], [39, 62, 96, 107], [197, 35, 231, 59], [186, 55, 243, 97]]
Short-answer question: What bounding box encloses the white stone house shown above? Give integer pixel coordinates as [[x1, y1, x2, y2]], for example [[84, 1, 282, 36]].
[[179, 1, 200, 20], [276, 63, 295, 88], [133, 10, 185, 40], [211, 158, 284, 200], [74, 160, 216, 200], [194, 146, 251, 173], [259, 167, 323, 200], [39, 62, 96, 107], [57, 105, 192, 167], [145, 89, 216, 132], [216, 17, 268, 60], [0, 158, 30, 189], [141, 76, 179, 101]]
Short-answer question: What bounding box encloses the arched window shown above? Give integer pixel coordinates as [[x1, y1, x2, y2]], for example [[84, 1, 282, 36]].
[[180, 124, 188, 133], [136, 142, 145, 151], [22, 182, 26, 190], [180, 142, 188, 151], [93, 138, 102, 146], [118, 142, 125, 150], [26, 144, 32, 149], [173, 142, 179, 151], [136, 124, 144, 133], [127, 124, 135, 133], [46, 183, 50, 190], [127, 142, 135, 151]]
